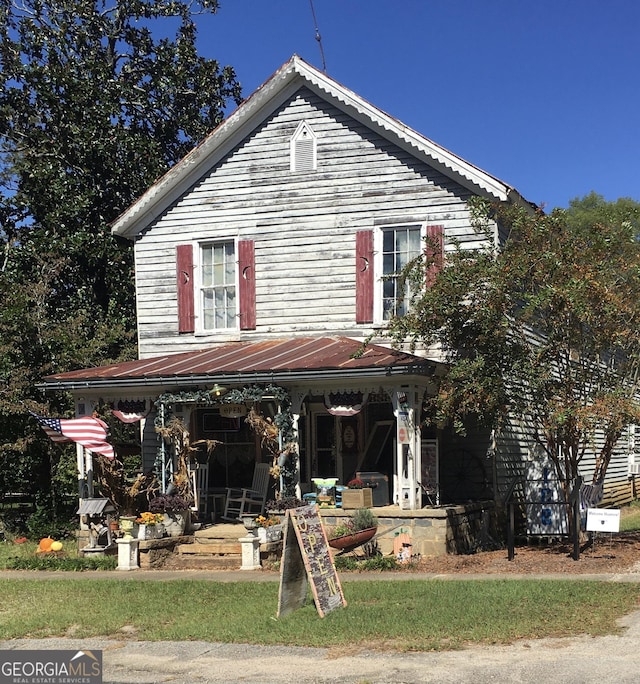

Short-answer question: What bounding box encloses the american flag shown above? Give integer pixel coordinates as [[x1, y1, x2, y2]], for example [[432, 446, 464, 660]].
[[30, 412, 115, 459]]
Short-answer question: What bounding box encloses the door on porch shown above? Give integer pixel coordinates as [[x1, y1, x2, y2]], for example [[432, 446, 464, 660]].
[[190, 407, 260, 490], [298, 397, 394, 505]]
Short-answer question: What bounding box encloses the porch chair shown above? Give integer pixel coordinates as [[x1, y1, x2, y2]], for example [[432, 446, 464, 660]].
[[222, 462, 271, 521], [188, 463, 210, 521]]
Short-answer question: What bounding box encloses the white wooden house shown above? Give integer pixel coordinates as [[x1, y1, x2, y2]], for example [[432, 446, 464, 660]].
[[42, 56, 636, 541]]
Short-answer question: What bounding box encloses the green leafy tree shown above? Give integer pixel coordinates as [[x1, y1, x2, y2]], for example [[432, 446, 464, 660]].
[[389, 192, 640, 511], [0, 0, 241, 531]]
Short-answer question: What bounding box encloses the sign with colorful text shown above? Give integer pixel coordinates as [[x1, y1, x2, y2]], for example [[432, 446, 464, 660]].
[[277, 505, 346, 618]]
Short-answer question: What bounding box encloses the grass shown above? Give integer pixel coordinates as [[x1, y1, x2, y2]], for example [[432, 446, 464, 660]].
[[620, 501, 640, 532], [0, 578, 638, 651], [0, 538, 117, 571]]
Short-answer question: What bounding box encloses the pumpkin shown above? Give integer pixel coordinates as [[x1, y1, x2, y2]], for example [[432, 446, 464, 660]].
[[50, 540, 63, 552], [38, 537, 54, 552]]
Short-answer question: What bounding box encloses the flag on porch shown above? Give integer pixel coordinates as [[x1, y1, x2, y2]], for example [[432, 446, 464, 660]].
[[30, 412, 115, 459]]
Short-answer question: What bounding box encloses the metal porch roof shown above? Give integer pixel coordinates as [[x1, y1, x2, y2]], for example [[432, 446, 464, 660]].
[[42, 337, 434, 391]]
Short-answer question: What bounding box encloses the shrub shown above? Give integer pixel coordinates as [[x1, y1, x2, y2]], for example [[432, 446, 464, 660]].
[[148, 494, 189, 512]]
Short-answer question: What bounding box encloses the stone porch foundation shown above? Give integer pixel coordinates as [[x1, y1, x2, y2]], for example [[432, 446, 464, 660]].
[[320, 502, 499, 558]]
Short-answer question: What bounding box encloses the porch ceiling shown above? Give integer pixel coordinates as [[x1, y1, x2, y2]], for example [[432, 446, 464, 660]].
[[41, 336, 435, 392]]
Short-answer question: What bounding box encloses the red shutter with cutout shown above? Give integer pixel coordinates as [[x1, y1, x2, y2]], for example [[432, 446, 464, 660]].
[[425, 225, 444, 288], [355, 230, 374, 323], [238, 239, 256, 330], [176, 244, 195, 333]]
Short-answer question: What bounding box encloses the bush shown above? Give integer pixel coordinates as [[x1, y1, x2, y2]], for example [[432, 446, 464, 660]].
[[148, 494, 189, 513]]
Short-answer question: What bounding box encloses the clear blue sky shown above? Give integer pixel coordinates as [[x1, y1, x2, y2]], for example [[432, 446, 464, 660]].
[[192, 1, 640, 210]]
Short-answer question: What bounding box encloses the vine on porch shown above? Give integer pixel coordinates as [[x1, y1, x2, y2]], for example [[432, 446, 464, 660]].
[[154, 384, 298, 499]]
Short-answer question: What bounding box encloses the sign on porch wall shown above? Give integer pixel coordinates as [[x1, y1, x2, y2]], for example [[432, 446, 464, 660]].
[[277, 505, 346, 618]]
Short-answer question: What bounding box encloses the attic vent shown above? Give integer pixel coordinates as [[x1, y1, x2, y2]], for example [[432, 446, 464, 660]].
[[290, 121, 317, 172]]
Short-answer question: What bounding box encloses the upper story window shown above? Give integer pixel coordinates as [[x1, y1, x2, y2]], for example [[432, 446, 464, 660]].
[[201, 241, 237, 330], [379, 224, 422, 320], [290, 121, 317, 172]]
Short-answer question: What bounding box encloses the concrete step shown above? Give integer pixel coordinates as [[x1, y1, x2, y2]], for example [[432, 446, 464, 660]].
[[194, 523, 245, 542]]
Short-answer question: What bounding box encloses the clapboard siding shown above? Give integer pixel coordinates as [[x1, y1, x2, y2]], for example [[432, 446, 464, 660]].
[[133, 87, 492, 357]]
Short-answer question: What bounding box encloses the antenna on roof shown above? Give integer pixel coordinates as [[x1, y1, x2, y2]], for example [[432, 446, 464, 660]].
[[309, 0, 327, 73]]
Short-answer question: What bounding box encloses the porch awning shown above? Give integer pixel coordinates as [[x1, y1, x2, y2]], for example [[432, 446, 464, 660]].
[[40, 336, 436, 392]]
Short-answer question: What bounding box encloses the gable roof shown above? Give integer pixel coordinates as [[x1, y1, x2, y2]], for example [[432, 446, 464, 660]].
[[41, 337, 434, 391], [111, 54, 531, 240]]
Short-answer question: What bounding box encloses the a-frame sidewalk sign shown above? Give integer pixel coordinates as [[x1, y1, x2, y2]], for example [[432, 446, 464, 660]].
[[277, 504, 347, 618]]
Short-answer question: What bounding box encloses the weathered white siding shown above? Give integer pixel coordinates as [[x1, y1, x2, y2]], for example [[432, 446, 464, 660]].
[[133, 88, 489, 358]]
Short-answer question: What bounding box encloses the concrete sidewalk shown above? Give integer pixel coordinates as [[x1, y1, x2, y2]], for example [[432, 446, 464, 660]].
[[3, 567, 640, 581]]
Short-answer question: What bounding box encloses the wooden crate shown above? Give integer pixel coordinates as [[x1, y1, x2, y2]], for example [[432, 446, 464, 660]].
[[341, 488, 373, 509]]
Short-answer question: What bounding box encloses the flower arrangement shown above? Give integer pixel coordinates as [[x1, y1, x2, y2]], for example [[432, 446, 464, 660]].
[[347, 478, 365, 489], [255, 514, 280, 528], [136, 512, 163, 526], [148, 494, 189, 513]]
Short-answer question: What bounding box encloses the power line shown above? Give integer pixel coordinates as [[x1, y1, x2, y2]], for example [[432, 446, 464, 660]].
[[309, 0, 327, 73]]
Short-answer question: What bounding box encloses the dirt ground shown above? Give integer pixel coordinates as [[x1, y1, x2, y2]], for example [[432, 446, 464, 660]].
[[407, 530, 640, 575]]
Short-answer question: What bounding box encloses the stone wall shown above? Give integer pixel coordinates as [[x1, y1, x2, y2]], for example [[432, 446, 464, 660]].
[[320, 502, 499, 558]]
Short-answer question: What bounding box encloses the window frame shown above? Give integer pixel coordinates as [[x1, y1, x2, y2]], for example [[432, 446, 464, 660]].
[[197, 238, 239, 333], [373, 222, 425, 323]]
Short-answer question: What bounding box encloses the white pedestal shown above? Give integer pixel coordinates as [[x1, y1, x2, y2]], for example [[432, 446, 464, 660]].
[[116, 537, 139, 571], [239, 534, 261, 570]]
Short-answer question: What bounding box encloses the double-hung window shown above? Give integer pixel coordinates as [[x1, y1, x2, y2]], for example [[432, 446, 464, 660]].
[[380, 224, 422, 320], [201, 241, 237, 330]]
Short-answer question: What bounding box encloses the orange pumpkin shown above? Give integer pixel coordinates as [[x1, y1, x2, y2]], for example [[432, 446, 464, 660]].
[[38, 537, 54, 552]]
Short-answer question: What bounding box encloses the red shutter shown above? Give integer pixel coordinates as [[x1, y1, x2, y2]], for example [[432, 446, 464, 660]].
[[238, 239, 256, 330], [355, 230, 374, 323], [176, 244, 195, 333], [425, 225, 444, 288]]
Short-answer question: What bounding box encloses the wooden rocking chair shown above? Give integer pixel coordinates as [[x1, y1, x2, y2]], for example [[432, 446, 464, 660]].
[[222, 463, 271, 521]]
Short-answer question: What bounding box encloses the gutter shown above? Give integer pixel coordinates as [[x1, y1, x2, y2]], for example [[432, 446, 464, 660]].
[[37, 363, 435, 393]]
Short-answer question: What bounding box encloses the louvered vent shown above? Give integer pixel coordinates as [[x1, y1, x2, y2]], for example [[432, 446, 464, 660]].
[[290, 121, 317, 172]]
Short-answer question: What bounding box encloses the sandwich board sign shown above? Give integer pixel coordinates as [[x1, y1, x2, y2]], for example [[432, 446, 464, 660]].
[[277, 504, 346, 618]]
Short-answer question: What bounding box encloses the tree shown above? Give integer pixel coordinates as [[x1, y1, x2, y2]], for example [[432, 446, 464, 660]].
[[0, 0, 242, 533], [389, 192, 640, 510]]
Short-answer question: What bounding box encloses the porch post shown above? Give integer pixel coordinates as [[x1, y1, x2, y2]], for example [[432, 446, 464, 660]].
[[392, 387, 421, 510], [289, 391, 306, 499], [76, 443, 87, 499]]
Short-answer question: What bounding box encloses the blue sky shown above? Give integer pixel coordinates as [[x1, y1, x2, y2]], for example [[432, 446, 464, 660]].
[[192, 1, 640, 210]]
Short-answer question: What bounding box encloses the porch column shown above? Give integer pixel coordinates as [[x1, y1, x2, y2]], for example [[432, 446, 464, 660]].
[[289, 390, 307, 499], [392, 387, 422, 510]]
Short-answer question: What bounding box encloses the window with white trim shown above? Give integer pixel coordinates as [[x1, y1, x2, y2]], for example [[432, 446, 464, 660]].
[[377, 224, 422, 321], [290, 121, 317, 172], [200, 241, 237, 330]]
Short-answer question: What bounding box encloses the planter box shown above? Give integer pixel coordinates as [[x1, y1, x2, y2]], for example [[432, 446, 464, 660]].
[[138, 523, 164, 540], [341, 488, 373, 509], [258, 524, 283, 543]]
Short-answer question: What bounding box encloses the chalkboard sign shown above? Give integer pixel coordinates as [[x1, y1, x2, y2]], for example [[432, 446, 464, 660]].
[[277, 504, 346, 618]]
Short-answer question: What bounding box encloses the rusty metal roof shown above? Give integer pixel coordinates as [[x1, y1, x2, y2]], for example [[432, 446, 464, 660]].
[[42, 337, 434, 391]]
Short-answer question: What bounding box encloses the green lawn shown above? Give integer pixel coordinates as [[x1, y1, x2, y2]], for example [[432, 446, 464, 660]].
[[0, 578, 638, 651]]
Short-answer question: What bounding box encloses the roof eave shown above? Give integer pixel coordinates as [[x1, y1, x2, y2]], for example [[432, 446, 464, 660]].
[[38, 363, 434, 393]]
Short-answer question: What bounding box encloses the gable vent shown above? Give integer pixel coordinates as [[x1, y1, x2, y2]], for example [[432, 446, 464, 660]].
[[290, 121, 317, 172]]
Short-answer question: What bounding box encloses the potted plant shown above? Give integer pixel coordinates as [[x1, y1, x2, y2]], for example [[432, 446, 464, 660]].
[[148, 494, 190, 537], [255, 514, 282, 543], [341, 479, 373, 509], [265, 496, 304, 515], [328, 508, 378, 550], [135, 511, 165, 540]]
